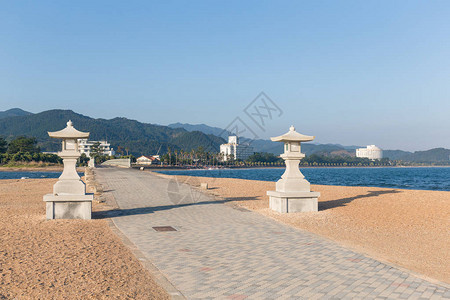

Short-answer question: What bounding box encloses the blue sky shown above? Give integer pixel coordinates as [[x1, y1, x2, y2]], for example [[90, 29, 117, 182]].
[[1, 1, 449, 151]]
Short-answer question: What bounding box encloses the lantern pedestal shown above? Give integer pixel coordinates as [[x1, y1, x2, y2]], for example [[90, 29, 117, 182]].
[[267, 191, 320, 213], [43, 194, 93, 219]]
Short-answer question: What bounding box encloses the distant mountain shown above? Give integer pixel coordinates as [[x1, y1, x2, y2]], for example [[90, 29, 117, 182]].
[[2, 111, 448, 162], [384, 148, 450, 163], [0, 109, 225, 155], [250, 139, 284, 155], [168, 122, 356, 156], [168, 122, 230, 137], [0, 108, 33, 119], [383, 150, 412, 161], [167, 122, 450, 162], [411, 148, 450, 162], [302, 144, 356, 157]]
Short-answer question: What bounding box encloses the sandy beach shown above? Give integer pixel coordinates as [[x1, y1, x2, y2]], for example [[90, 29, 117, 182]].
[[0, 178, 168, 299], [169, 174, 450, 284]]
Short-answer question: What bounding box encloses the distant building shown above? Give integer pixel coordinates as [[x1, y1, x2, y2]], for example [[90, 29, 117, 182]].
[[78, 139, 115, 157], [356, 145, 383, 160], [136, 155, 160, 165], [220, 136, 254, 161]]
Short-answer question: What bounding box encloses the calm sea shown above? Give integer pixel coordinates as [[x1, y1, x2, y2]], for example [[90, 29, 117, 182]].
[[0, 171, 67, 180], [156, 167, 450, 191]]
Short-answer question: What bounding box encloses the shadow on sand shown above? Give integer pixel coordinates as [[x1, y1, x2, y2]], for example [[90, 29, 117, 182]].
[[319, 189, 402, 211]]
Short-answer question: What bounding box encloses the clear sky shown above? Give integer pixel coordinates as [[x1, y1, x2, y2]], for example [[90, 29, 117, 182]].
[[1, 1, 449, 151]]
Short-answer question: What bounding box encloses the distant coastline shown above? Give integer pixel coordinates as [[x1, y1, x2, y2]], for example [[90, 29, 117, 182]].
[[132, 164, 450, 170], [1, 164, 448, 173], [0, 166, 85, 172]]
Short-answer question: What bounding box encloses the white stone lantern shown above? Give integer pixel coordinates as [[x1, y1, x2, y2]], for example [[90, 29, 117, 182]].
[[43, 120, 93, 219], [267, 126, 320, 213]]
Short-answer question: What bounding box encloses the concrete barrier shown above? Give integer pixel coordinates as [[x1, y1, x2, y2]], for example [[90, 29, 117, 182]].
[[101, 158, 131, 168]]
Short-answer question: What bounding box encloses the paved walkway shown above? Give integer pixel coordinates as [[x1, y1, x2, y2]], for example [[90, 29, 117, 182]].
[[95, 167, 449, 300]]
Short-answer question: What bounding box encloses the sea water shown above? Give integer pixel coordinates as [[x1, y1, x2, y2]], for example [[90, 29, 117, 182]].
[[0, 171, 80, 180], [156, 167, 450, 192]]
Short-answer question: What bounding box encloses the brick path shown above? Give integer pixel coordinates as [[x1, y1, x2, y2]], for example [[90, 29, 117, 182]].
[[95, 167, 450, 300]]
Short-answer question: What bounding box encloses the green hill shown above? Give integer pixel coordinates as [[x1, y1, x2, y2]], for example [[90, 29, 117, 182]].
[[411, 148, 450, 162], [168, 122, 228, 137], [0, 108, 33, 119], [168, 122, 359, 156], [1, 109, 448, 163], [0, 109, 225, 155], [384, 148, 450, 163]]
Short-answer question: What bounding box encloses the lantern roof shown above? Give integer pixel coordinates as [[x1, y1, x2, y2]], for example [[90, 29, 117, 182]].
[[271, 125, 314, 142], [48, 120, 90, 139]]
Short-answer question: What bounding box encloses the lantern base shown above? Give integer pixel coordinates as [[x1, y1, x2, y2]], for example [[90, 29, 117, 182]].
[[43, 194, 93, 220], [267, 191, 320, 213]]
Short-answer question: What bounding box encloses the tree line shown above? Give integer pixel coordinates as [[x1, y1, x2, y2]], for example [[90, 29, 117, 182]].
[[157, 148, 392, 167], [0, 136, 61, 166], [1, 135, 426, 168]]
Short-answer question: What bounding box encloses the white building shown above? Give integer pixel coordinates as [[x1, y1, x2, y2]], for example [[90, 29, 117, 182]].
[[220, 136, 254, 161], [78, 139, 115, 157], [356, 145, 383, 160]]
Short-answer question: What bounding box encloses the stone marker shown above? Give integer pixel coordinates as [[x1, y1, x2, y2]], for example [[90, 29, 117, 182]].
[[43, 120, 94, 219], [201, 183, 208, 189], [88, 156, 95, 168], [267, 126, 320, 213]]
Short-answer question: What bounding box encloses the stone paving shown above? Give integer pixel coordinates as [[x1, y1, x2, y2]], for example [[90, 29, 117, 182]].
[[95, 167, 450, 300]]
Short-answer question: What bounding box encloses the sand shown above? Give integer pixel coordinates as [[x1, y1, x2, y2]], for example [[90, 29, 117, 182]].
[[0, 178, 169, 300], [171, 175, 450, 284]]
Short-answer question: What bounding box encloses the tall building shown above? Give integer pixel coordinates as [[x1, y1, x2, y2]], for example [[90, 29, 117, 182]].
[[78, 139, 115, 157], [356, 145, 383, 160], [220, 136, 254, 161]]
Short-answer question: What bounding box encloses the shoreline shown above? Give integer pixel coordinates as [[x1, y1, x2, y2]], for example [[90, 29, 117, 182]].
[[0, 164, 448, 173], [0, 166, 87, 172], [0, 166, 64, 172], [151, 165, 450, 171]]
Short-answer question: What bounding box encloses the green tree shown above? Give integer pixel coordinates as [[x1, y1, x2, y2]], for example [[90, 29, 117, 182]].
[[7, 136, 40, 154], [0, 137, 7, 153], [117, 145, 124, 156], [246, 152, 281, 163], [89, 142, 102, 158], [78, 153, 90, 166]]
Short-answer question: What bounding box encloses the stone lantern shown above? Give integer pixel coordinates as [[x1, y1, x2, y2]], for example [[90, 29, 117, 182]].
[[43, 120, 93, 219], [267, 126, 320, 213]]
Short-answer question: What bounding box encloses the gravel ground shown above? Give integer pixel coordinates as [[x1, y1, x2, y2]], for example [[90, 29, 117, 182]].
[[171, 174, 450, 284], [0, 178, 169, 300]]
